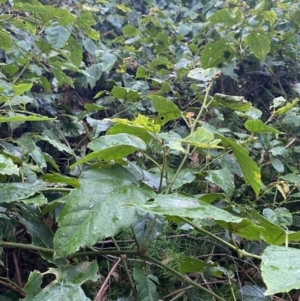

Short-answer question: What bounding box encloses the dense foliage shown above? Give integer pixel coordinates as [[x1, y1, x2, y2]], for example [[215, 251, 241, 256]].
[[1, 0, 300, 300]]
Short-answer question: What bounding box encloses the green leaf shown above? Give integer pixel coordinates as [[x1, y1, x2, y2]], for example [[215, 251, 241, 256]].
[[111, 86, 140, 102], [214, 93, 252, 111], [84, 103, 106, 112], [183, 127, 223, 149], [111, 114, 160, 134], [71, 133, 146, 168], [178, 257, 205, 273], [133, 268, 159, 301], [0, 180, 46, 204], [76, 10, 100, 40], [43, 173, 80, 188], [244, 120, 283, 134], [269, 155, 284, 173], [86, 63, 102, 88], [149, 95, 181, 125], [0, 154, 19, 175], [101, 53, 117, 72], [54, 167, 149, 257], [49, 62, 74, 87], [187, 67, 218, 82], [23, 271, 43, 301], [250, 210, 300, 244], [0, 30, 12, 51], [237, 285, 269, 301], [64, 36, 83, 67], [263, 208, 292, 228], [0, 115, 54, 123], [130, 193, 243, 223], [39, 130, 75, 156], [201, 39, 234, 68], [107, 124, 153, 143], [244, 29, 271, 62], [25, 262, 98, 301], [45, 25, 71, 49], [208, 8, 243, 25], [12, 82, 33, 95], [273, 98, 298, 116], [217, 135, 261, 196], [205, 168, 235, 196], [172, 170, 196, 190], [122, 24, 139, 37], [261, 246, 300, 295]]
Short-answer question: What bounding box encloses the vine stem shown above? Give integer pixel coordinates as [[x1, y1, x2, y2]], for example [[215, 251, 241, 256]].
[[141, 254, 227, 301]]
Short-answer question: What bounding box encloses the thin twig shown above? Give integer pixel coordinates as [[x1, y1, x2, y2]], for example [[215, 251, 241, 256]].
[[95, 257, 121, 301]]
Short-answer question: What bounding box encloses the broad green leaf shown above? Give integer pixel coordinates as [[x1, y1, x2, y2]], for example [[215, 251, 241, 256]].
[[45, 25, 71, 49], [101, 53, 117, 72], [131, 194, 263, 240], [39, 130, 75, 156], [0, 154, 19, 175], [217, 135, 261, 196], [269, 155, 284, 173], [237, 285, 269, 301], [132, 214, 164, 246], [111, 86, 140, 102], [214, 93, 252, 111], [0, 180, 46, 203], [0, 30, 12, 51], [64, 36, 83, 67], [86, 116, 113, 138], [23, 271, 43, 301], [205, 168, 235, 196], [187, 67, 218, 82], [122, 24, 139, 37], [133, 268, 159, 301], [250, 211, 300, 244], [273, 98, 298, 116], [26, 261, 98, 301], [47, 261, 99, 285], [149, 56, 171, 69], [17, 204, 53, 248], [261, 246, 300, 295], [49, 62, 74, 87], [86, 63, 102, 88], [84, 103, 106, 112], [43, 173, 80, 188], [263, 208, 292, 228], [149, 95, 181, 125], [12, 82, 33, 95], [71, 133, 146, 168], [244, 29, 271, 62], [76, 10, 100, 40], [172, 170, 196, 190], [21, 194, 48, 206], [183, 127, 223, 149], [280, 173, 300, 185], [159, 132, 186, 153], [208, 8, 243, 25], [13, 3, 49, 14], [131, 193, 243, 223], [107, 124, 153, 143], [178, 257, 205, 273], [244, 120, 282, 134], [54, 167, 150, 257], [217, 218, 262, 241], [201, 39, 234, 68], [111, 114, 160, 133], [0, 115, 53, 123]]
